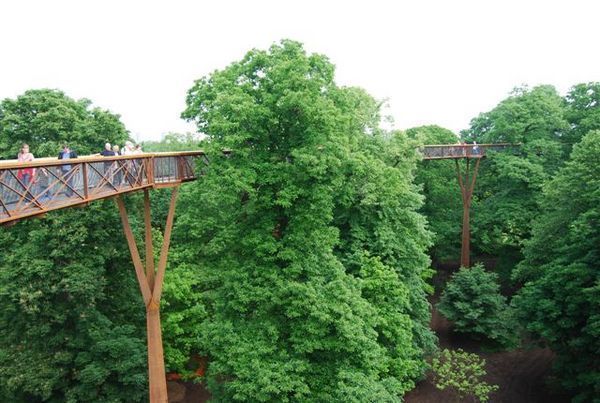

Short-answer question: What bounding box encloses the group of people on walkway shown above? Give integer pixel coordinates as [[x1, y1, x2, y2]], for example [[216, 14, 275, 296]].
[[14, 143, 80, 200], [448, 141, 480, 157], [11, 141, 144, 202], [99, 141, 145, 187], [99, 141, 143, 157]]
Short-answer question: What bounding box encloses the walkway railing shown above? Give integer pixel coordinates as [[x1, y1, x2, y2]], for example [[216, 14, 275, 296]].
[[421, 143, 516, 160], [0, 151, 204, 224]]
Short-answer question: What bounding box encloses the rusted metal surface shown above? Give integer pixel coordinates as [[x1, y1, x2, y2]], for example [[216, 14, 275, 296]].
[[0, 152, 203, 224], [421, 143, 515, 160]]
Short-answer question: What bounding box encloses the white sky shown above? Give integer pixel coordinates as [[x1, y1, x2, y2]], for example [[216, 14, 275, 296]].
[[1, 0, 599, 141]]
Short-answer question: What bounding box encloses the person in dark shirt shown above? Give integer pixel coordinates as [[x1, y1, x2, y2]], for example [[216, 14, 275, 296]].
[[57, 144, 78, 197], [100, 143, 115, 157], [100, 143, 118, 187]]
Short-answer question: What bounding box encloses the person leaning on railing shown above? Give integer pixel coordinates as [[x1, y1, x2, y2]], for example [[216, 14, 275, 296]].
[[17, 143, 36, 186]]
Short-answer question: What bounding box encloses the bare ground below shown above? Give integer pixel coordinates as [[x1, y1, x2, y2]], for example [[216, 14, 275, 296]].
[[405, 262, 570, 403], [404, 298, 569, 403]]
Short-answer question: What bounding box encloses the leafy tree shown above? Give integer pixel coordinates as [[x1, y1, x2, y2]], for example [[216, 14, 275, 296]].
[[461, 85, 569, 283], [563, 82, 600, 147], [431, 348, 499, 402], [0, 88, 129, 158], [169, 40, 434, 401], [330, 116, 437, 374], [512, 130, 600, 401], [407, 125, 462, 261], [437, 265, 516, 348], [0, 89, 147, 401], [0, 203, 148, 402], [141, 132, 203, 152]]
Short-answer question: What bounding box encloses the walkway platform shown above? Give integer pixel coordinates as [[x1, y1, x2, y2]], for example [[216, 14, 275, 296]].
[[421, 143, 515, 160], [0, 151, 205, 224]]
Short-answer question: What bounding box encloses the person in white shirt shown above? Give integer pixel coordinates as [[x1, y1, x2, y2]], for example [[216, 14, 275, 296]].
[[122, 141, 135, 156]]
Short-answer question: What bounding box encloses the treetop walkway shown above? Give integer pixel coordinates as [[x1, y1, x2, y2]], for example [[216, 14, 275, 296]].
[[0, 149, 212, 401], [420, 142, 519, 268], [1, 143, 516, 402], [0, 151, 205, 225], [420, 143, 515, 160]]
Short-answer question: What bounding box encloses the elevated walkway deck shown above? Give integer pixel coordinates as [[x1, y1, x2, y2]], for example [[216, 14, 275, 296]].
[[421, 143, 516, 160], [0, 151, 205, 224]]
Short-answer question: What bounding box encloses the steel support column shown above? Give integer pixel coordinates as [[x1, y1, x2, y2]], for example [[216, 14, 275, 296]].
[[116, 187, 179, 403], [455, 158, 481, 268]]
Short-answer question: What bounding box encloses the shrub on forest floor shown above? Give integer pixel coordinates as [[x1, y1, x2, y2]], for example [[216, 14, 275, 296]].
[[431, 348, 499, 402], [437, 264, 518, 348]]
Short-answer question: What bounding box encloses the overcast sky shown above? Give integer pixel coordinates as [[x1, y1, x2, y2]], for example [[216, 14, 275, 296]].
[[1, 0, 598, 141]]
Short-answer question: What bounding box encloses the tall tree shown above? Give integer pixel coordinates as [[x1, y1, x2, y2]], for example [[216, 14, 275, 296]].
[[169, 40, 434, 401], [512, 130, 600, 401], [0, 89, 146, 401], [563, 82, 600, 147], [0, 89, 129, 158], [407, 125, 462, 261], [461, 85, 569, 282]]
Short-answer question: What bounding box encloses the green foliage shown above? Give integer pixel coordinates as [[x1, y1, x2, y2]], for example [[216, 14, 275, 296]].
[[407, 125, 462, 260], [0, 89, 147, 401], [168, 39, 434, 401], [438, 265, 517, 348], [161, 258, 207, 375], [0, 89, 129, 158], [563, 82, 600, 147], [141, 132, 203, 152], [464, 85, 568, 148], [512, 130, 600, 401], [431, 348, 499, 402], [460, 85, 570, 284], [0, 203, 147, 402]]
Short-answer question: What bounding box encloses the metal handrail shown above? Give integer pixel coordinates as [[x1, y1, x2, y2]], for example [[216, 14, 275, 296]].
[[0, 151, 206, 169], [420, 143, 519, 160], [0, 151, 204, 224]]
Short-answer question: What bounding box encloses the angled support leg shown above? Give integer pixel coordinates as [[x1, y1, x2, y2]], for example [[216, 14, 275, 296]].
[[116, 187, 179, 403], [455, 158, 481, 268]]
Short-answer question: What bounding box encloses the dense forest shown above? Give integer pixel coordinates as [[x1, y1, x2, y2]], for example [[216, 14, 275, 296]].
[[0, 41, 598, 402]]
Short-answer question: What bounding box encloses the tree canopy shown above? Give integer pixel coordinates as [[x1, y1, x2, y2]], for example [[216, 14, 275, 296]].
[[0, 88, 129, 159], [407, 125, 462, 261], [512, 130, 600, 401], [459, 86, 570, 282], [0, 89, 147, 401], [1, 43, 599, 403], [166, 39, 434, 401]]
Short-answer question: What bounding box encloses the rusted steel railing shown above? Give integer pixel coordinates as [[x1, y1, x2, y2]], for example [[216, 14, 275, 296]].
[[0, 151, 204, 224], [420, 143, 516, 160]]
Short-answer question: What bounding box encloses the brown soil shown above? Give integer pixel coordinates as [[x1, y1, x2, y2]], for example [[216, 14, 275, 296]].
[[167, 380, 210, 403], [405, 265, 571, 403]]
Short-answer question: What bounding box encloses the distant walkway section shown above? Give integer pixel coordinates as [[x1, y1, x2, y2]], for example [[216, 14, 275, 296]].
[[0, 151, 205, 224], [421, 143, 516, 160]]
